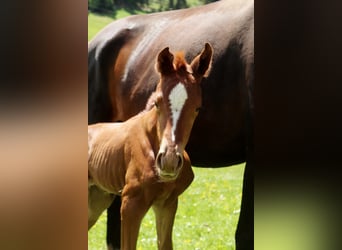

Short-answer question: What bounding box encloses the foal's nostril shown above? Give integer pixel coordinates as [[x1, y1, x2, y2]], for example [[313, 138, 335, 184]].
[[156, 152, 163, 168], [177, 153, 184, 169]]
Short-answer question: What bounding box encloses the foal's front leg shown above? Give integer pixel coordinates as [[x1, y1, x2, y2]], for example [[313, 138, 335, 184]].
[[153, 197, 178, 250], [120, 192, 149, 250]]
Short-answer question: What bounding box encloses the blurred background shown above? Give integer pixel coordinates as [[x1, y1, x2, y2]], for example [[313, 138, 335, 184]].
[[1, 1, 341, 249]]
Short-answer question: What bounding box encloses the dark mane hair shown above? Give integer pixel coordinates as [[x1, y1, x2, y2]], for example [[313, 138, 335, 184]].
[[144, 91, 161, 112]]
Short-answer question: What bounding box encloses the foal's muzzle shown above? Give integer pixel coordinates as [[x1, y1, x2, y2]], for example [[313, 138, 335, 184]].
[[156, 149, 184, 181]]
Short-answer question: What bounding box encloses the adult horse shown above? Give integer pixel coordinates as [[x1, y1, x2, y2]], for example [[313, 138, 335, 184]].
[[88, 0, 254, 249]]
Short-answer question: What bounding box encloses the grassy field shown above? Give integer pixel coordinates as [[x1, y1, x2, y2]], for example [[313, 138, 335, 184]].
[[88, 10, 245, 250], [88, 164, 245, 250], [88, 12, 115, 41]]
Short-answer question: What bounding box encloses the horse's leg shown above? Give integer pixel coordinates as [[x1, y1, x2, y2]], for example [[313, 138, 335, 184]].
[[235, 161, 253, 250], [88, 185, 114, 230], [152, 198, 178, 250], [106, 196, 121, 250], [120, 194, 149, 250]]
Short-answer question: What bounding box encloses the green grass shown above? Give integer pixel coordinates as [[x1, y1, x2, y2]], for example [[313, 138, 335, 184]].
[[88, 8, 149, 41], [88, 12, 115, 41], [88, 9, 144, 41], [88, 164, 244, 250]]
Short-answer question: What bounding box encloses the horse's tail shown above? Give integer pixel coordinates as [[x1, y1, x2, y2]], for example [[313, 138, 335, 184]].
[[88, 20, 134, 124]]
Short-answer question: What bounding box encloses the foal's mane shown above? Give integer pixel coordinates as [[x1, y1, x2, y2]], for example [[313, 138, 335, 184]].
[[174, 51, 193, 75], [144, 91, 161, 112]]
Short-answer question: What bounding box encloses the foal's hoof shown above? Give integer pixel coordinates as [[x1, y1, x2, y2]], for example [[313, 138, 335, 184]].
[[107, 244, 120, 250]]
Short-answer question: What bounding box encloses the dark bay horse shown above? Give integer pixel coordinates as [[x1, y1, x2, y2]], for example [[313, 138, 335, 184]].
[[88, 44, 213, 250], [88, 0, 254, 249]]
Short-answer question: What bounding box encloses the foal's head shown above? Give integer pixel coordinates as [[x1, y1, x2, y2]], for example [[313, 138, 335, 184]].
[[151, 43, 213, 181]]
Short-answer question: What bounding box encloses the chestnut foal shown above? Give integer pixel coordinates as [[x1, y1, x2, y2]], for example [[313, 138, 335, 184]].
[[88, 43, 213, 250]]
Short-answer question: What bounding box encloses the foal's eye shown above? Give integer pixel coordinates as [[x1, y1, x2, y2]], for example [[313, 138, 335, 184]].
[[154, 102, 159, 109], [195, 107, 202, 113]]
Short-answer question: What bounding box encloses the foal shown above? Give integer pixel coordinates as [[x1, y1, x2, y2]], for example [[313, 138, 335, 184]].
[[88, 43, 213, 250]]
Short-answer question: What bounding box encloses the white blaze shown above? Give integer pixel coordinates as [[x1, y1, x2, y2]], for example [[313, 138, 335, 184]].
[[168, 83, 188, 142]]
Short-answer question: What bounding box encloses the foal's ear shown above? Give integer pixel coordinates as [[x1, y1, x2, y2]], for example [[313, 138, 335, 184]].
[[190, 43, 213, 78], [156, 47, 175, 75]]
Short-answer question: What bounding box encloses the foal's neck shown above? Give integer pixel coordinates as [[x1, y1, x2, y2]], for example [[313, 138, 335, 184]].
[[138, 107, 161, 151]]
